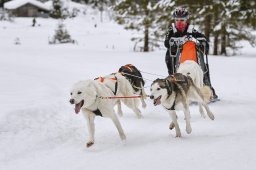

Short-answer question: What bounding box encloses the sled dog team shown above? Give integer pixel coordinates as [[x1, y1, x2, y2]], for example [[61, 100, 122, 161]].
[[69, 62, 215, 147]]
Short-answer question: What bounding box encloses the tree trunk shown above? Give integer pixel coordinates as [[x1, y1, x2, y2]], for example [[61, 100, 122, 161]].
[[220, 24, 227, 56], [204, 14, 212, 42], [144, 24, 149, 52], [213, 33, 219, 55], [143, 6, 149, 52], [213, 5, 219, 55]]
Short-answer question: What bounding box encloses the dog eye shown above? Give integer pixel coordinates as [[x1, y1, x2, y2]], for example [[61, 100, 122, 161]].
[[70, 92, 72, 95], [77, 91, 82, 94], [157, 88, 160, 91]]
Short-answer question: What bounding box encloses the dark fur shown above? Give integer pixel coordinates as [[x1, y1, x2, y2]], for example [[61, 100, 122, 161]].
[[118, 64, 145, 93], [150, 73, 214, 137], [152, 73, 193, 99]]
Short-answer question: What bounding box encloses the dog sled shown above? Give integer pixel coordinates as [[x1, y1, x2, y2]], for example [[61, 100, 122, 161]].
[[169, 35, 219, 103]]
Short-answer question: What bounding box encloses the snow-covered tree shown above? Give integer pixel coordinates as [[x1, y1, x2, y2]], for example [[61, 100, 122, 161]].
[[208, 0, 255, 55], [240, 0, 256, 29], [51, 0, 63, 19], [114, 0, 165, 52], [172, 0, 255, 55], [49, 22, 75, 44], [90, 0, 109, 22], [0, 7, 13, 21]]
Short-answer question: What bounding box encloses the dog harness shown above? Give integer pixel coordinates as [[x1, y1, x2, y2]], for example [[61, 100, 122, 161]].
[[95, 76, 118, 95], [92, 109, 103, 117], [119, 64, 144, 93], [164, 103, 176, 110], [164, 79, 176, 110]]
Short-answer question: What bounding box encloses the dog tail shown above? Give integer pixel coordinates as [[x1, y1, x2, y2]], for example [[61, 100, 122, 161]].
[[200, 86, 212, 103]]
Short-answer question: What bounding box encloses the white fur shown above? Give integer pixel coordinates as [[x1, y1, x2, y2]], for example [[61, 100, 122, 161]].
[[70, 80, 126, 147], [177, 60, 204, 88], [98, 72, 143, 118], [177, 60, 211, 117]]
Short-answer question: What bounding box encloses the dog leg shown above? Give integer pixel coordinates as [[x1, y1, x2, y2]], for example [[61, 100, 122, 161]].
[[169, 122, 175, 130], [116, 100, 123, 117], [202, 103, 215, 120], [192, 89, 215, 120], [199, 104, 206, 118], [181, 101, 192, 134], [169, 110, 181, 137], [132, 107, 143, 119], [140, 85, 147, 108], [83, 111, 95, 147], [110, 110, 126, 141], [141, 97, 147, 109], [184, 108, 192, 134], [169, 115, 178, 130]]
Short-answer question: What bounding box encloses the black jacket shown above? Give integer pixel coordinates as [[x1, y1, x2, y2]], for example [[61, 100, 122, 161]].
[[164, 23, 209, 55]]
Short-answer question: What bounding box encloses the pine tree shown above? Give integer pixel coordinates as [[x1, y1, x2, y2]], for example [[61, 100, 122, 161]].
[[51, 0, 63, 19], [114, 0, 162, 52], [211, 0, 255, 55], [89, 0, 109, 22], [176, 0, 255, 55], [240, 0, 256, 29], [50, 22, 75, 44], [154, 0, 176, 42]]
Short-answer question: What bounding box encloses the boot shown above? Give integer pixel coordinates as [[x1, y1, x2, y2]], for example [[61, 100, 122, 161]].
[[210, 87, 219, 102], [204, 73, 219, 102]]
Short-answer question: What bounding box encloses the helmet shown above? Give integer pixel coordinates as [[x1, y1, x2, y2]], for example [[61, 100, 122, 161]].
[[173, 7, 189, 20]]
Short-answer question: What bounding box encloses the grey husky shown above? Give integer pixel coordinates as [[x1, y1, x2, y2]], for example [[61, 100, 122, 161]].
[[150, 73, 214, 137]]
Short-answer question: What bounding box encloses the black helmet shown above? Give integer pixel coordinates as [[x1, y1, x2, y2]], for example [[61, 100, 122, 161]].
[[173, 7, 189, 20]]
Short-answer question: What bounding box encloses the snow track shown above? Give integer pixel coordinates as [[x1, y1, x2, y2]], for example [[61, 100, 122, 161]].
[[1, 17, 256, 170]]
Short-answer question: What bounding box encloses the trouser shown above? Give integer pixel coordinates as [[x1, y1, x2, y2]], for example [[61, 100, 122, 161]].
[[165, 50, 217, 97]]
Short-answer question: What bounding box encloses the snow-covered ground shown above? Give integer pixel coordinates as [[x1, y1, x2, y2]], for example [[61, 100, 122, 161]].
[[1, 12, 256, 170]]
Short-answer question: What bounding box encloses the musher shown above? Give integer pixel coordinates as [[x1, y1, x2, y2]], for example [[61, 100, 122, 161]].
[[164, 7, 218, 102]]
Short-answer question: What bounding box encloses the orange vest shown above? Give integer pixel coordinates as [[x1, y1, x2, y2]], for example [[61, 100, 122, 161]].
[[180, 41, 198, 63]]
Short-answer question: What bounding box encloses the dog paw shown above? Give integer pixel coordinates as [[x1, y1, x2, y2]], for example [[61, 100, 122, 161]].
[[169, 122, 175, 130], [121, 134, 127, 141], [186, 126, 192, 134], [209, 114, 215, 120], [121, 139, 127, 146], [86, 141, 94, 148], [208, 112, 215, 120], [175, 133, 181, 138], [201, 114, 206, 119]]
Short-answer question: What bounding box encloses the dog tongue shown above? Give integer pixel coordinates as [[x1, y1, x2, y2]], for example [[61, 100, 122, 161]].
[[75, 104, 81, 114], [75, 101, 83, 114], [154, 97, 161, 106]]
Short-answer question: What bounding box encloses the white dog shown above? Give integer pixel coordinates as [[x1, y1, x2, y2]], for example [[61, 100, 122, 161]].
[[177, 60, 212, 118], [177, 60, 204, 88], [95, 72, 143, 118], [118, 64, 147, 110], [69, 80, 126, 147]]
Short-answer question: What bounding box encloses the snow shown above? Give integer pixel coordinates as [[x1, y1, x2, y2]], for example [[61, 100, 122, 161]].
[[4, 0, 50, 11], [1, 12, 256, 170]]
